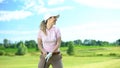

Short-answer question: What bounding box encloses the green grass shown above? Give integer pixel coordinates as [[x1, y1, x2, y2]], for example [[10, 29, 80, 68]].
[[0, 46, 120, 68], [1, 46, 120, 57], [60, 46, 120, 57], [0, 55, 120, 68], [0, 55, 39, 68], [63, 56, 120, 68]]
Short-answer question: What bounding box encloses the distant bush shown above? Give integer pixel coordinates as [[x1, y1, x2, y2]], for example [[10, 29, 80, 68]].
[[96, 54, 103, 56], [5, 53, 14, 56], [0, 50, 5, 56], [118, 54, 120, 57], [67, 41, 74, 55], [15, 42, 28, 55], [109, 53, 117, 56]]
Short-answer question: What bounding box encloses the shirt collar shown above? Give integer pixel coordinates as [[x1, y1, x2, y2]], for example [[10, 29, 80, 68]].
[[46, 25, 56, 31]]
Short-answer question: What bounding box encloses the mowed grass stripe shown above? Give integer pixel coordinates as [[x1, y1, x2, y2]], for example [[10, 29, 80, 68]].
[[80, 59, 120, 68], [0, 56, 120, 68]]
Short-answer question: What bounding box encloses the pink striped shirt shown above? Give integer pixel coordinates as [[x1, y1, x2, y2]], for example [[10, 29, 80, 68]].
[[38, 26, 61, 52]]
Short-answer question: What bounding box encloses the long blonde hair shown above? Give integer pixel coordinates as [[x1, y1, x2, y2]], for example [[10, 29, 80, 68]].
[[40, 20, 47, 35]]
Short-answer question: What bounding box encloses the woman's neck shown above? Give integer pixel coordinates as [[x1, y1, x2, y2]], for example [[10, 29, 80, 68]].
[[46, 22, 53, 30]]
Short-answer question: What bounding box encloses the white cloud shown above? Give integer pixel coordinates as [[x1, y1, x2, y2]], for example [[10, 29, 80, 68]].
[[74, 0, 120, 9], [48, 6, 73, 12], [61, 22, 120, 42], [37, 6, 74, 14], [0, 0, 4, 3], [0, 0, 72, 21], [22, 0, 44, 10], [22, 0, 73, 14], [0, 30, 38, 35], [0, 10, 32, 21], [48, 0, 64, 5], [0, 30, 38, 42], [8, 35, 37, 42]]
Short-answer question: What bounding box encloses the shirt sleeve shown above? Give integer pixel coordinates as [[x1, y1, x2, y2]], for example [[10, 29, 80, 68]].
[[37, 30, 42, 39], [55, 27, 61, 39]]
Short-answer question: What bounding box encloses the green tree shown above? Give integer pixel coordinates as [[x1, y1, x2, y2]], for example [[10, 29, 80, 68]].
[[67, 41, 74, 55], [61, 41, 66, 47], [102, 41, 109, 46], [15, 41, 28, 55], [25, 40, 36, 48], [0, 50, 5, 56], [96, 40, 103, 46], [83, 39, 91, 46], [0, 43, 4, 48], [3, 39, 9, 48], [74, 39, 82, 45], [90, 40, 97, 45], [116, 39, 120, 46]]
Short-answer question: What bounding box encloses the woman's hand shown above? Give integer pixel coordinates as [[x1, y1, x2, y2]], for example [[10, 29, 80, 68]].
[[42, 50, 47, 58], [45, 52, 52, 62]]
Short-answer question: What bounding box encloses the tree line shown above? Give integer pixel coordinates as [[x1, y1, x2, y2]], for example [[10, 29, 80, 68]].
[[0, 38, 120, 56], [0, 38, 120, 48], [61, 39, 120, 47]]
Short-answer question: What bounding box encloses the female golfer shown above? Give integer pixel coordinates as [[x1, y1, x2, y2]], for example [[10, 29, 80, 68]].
[[37, 14, 63, 68]]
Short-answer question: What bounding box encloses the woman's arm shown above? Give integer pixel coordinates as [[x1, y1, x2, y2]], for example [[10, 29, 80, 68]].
[[52, 37, 61, 52], [38, 38, 47, 57]]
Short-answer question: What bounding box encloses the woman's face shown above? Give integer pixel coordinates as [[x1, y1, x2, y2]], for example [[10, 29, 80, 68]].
[[48, 16, 57, 25]]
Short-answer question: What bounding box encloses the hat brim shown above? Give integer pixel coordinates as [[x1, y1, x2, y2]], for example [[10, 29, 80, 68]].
[[53, 15, 60, 19]]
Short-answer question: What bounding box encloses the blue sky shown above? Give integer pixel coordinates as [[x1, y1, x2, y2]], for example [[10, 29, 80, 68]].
[[0, 0, 120, 43]]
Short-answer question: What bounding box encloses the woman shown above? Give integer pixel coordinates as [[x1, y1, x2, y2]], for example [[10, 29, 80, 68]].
[[37, 14, 63, 68]]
